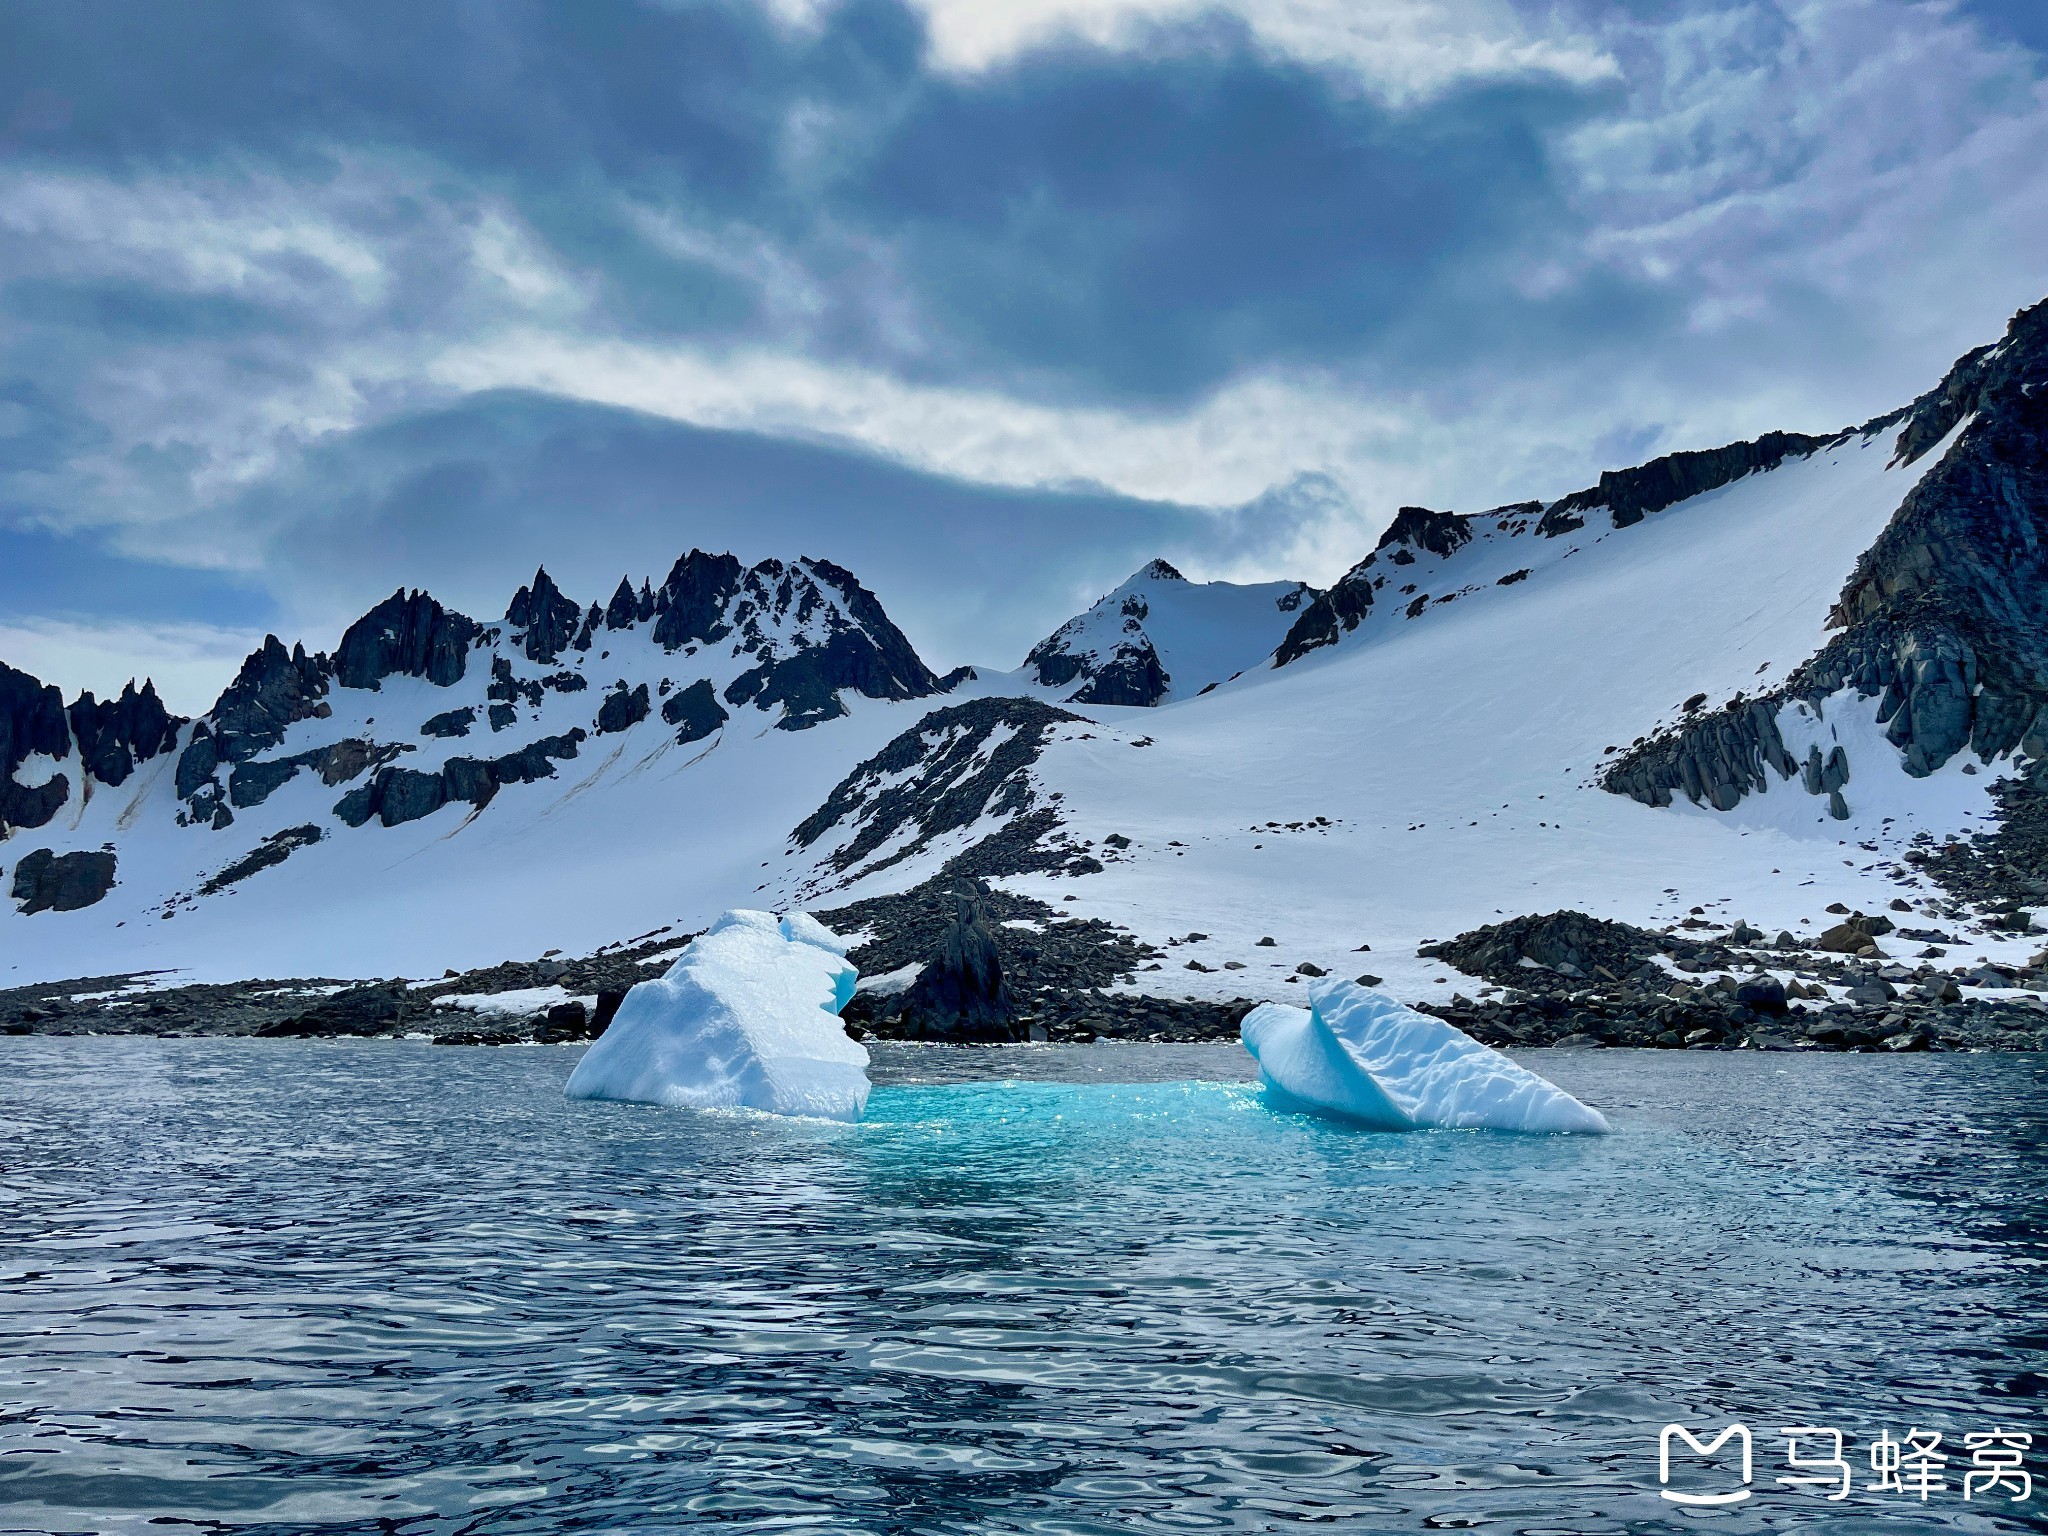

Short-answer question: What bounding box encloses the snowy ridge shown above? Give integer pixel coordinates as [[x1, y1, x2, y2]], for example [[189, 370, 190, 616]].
[[8, 300, 2048, 997], [1024, 559, 1312, 706], [0, 552, 955, 980]]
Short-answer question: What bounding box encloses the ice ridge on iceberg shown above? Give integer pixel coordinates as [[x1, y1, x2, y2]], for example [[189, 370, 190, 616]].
[[1241, 979, 1610, 1134], [565, 909, 869, 1121]]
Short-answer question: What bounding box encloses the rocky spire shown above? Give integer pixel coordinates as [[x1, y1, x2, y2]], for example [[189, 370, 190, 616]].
[[505, 567, 582, 664], [651, 550, 742, 651], [333, 588, 479, 689], [604, 576, 639, 631], [896, 882, 1021, 1042]]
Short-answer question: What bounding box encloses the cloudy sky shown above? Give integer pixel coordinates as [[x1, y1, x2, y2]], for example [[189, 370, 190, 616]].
[[3, 0, 2045, 709]]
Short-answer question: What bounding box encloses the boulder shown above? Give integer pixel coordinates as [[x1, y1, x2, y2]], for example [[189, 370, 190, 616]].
[[1734, 977, 1788, 1015]]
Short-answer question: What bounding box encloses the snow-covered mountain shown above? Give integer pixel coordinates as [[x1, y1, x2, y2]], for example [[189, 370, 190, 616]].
[[8, 297, 2048, 998], [1021, 559, 1313, 705], [0, 554, 964, 978]]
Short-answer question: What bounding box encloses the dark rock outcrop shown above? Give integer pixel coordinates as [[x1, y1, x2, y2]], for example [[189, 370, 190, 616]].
[[1606, 298, 2048, 814], [1272, 508, 1469, 668], [11, 848, 117, 914], [505, 567, 582, 665], [334, 589, 480, 689], [256, 982, 420, 1038], [200, 824, 323, 895], [1603, 697, 1802, 813], [1377, 505, 1474, 558], [1066, 643, 1168, 707], [67, 680, 180, 787], [892, 883, 1022, 1042], [793, 697, 1085, 879], [228, 748, 325, 809], [1546, 430, 1838, 534], [595, 681, 650, 734], [661, 678, 728, 744], [1419, 910, 1673, 985], [334, 730, 586, 827], [1273, 564, 1372, 666], [421, 707, 475, 738]]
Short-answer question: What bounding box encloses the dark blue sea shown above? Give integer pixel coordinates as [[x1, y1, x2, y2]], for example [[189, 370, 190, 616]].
[[3, 1040, 2045, 1534]]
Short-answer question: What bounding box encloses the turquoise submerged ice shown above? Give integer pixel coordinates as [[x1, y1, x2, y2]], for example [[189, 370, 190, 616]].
[[1242, 979, 1610, 1133], [564, 909, 869, 1121]]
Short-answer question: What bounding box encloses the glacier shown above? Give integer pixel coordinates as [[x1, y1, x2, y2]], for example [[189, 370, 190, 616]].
[[564, 909, 869, 1121], [1241, 980, 1610, 1134]]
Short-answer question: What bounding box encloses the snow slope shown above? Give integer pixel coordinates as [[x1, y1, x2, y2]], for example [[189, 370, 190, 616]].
[[766, 420, 2034, 1004], [3, 361, 2038, 996], [1022, 559, 1314, 706]]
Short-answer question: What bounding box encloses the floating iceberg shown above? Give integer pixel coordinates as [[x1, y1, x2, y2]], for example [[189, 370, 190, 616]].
[[565, 909, 869, 1121], [1241, 980, 1610, 1134]]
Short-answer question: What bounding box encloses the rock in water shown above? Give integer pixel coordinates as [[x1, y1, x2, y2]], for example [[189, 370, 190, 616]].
[[1241, 980, 1610, 1134], [565, 910, 868, 1121], [896, 884, 1020, 1042]]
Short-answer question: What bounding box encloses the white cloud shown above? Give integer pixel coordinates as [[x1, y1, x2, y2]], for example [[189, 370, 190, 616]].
[[893, 0, 1619, 99]]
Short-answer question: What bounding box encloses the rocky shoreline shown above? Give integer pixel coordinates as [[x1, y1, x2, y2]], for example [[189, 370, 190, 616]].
[[5, 889, 2046, 1052]]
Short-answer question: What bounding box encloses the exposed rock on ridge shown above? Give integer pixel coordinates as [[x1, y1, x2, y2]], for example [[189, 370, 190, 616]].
[[335, 590, 480, 689], [1606, 298, 2048, 814], [792, 696, 1087, 881]]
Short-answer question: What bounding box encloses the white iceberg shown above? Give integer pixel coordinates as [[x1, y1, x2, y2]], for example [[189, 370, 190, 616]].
[[565, 909, 869, 1121], [1241, 980, 1610, 1134]]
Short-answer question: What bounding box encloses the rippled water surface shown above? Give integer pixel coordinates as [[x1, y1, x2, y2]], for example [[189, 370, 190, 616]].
[[4, 1040, 2047, 1534]]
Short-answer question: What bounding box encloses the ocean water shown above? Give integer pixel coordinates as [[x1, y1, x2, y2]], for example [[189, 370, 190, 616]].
[[3, 1039, 2045, 1535]]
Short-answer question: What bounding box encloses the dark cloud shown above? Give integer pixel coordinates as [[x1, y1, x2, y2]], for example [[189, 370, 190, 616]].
[[859, 47, 1612, 399], [0, 0, 1618, 400]]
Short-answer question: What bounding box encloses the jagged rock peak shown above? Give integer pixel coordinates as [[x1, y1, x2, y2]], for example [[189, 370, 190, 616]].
[[206, 636, 332, 763], [603, 577, 638, 631], [69, 679, 181, 788], [505, 567, 583, 665], [1376, 506, 1474, 559], [1138, 558, 1186, 581], [335, 588, 480, 690], [0, 660, 71, 778], [0, 659, 75, 835], [652, 550, 743, 651]]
